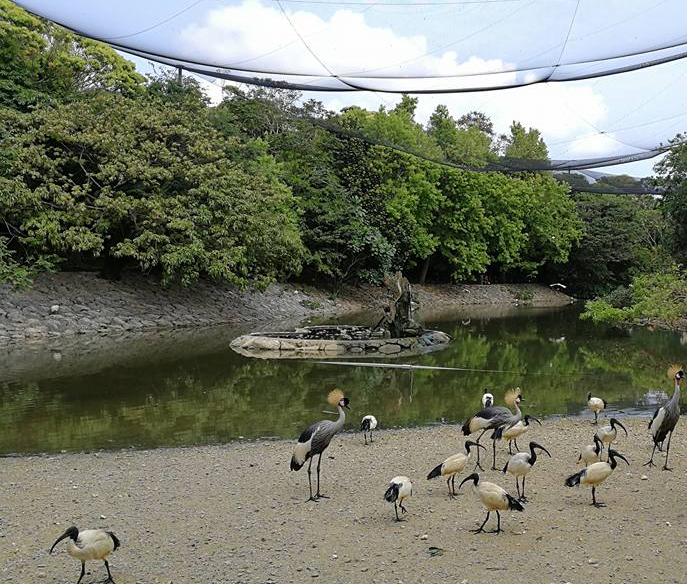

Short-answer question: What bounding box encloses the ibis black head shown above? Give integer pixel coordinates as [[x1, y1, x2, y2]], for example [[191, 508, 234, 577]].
[[608, 449, 629, 465], [610, 418, 628, 436], [529, 441, 551, 457], [524, 415, 542, 427], [340, 397, 351, 410], [50, 526, 78, 554], [459, 473, 480, 489], [465, 440, 486, 453]]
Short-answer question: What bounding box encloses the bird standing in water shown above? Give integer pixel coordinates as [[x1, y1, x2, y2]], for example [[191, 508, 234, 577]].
[[645, 366, 685, 470], [291, 389, 350, 501], [427, 440, 485, 498], [459, 473, 524, 534], [360, 414, 378, 445], [50, 526, 120, 584], [384, 476, 413, 521]]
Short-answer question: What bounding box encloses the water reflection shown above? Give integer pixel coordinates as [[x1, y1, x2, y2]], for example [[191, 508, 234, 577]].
[[0, 304, 684, 455]]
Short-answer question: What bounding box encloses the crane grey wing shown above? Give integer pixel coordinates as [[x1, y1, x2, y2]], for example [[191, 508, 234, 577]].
[[648, 406, 660, 430], [310, 420, 336, 452], [297, 422, 321, 444]]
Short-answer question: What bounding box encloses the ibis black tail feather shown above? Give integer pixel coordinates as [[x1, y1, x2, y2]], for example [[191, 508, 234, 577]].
[[107, 531, 120, 551], [427, 463, 443, 480], [506, 494, 524, 511], [384, 483, 400, 503], [565, 470, 584, 487], [361, 418, 371, 431]]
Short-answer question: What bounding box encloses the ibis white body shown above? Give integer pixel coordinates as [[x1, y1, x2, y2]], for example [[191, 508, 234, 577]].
[[50, 526, 120, 584], [384, 476, 413, 521], [502, 442, 551, 500], [459, 473, 524, 533], [427, 441, 483, 497], [360, 414, 378, 445], [565, 449, 629, 506], [578, 436, 603, 466], [587, 393, 607, 424], [595, 418, 627, 455]]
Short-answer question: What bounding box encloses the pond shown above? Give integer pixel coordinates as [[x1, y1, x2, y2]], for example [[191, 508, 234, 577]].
[[0, 303, 685, 455]]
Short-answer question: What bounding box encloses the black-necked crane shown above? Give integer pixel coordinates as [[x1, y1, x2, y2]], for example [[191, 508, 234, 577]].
[[459, 473, 524, 534], [360, 414, 378, 445], [50, 526, 120, 584], [462, 389, 523, 471], [645, 366, 685, 470], [587, 392, 607, 424], [500, 414, 541, 454], [578, 435, 603, 466], [481, 389, 494, 408], [427, 440, 486, 498], [595, 418, 627, 457], [502, 441, 551, 501], [291, 389, 350, 501], [565, 448, 629, 507], [384, 476, 413, 521]]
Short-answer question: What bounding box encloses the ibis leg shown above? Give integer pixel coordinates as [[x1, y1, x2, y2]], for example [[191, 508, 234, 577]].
[[515, 477, 521, 499], [474, 430, 486, 471], [663, 431, 674, 471], [451, 475, 457, 497], [521, 477, 528, 502], [446, 477, 453, 498], [364, 431, 368, 446], [370, 429, 373, 443], [494, 510, 502, 534], [514, 438, 520, 452], [76, 562, 85, 584], [394, 501, 400, 521], [104, 559, 115, 583], [594, 411, 598, 424], [315, 453, 329, 498], [591, 486, 605, 507], [644, 442, 658, 467], [471, 511, 490, 533], [508, 440, 514, 455]]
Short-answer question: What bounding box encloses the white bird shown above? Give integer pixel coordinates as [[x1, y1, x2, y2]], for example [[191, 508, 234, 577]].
[[427, 441, 486, 498], [500, 414, 542, 454], [565, 449, 629, 507], [645, 367, 684, 470], [50, 526, 120, 584], [459, 473, 524, 533], [291, 389, 350, 501], [360, 414, 378, 445], [587, 392, 607, 424], [595, 418, 628, 457], [502, 441, 551, 501], [578, 435, 603, 466], [384, 476, 413, 521], [481, 389, 494, 408]]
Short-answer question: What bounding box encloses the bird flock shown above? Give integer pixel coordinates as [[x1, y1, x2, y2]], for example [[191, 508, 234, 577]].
[[290, 365, 685, 534]]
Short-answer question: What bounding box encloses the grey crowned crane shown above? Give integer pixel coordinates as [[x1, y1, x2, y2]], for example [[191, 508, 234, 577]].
[[578, 435, 603, 466], [565, 448, 629, 507], [645, 366, 685, 470], [360, 414, 378, 445], [595, 418, 628, 457], [481, 389, 494, 408], [500, 414, 542, 454], [427, 440, 486, 498], [50, 526, 120, 584], [459, 473, 524, 534], [462, 389, 523, 471], [291, 389, 350, 501], [502, 441, 551, 501], [384, 476, 413, 521], [587, 392, 607, 424]]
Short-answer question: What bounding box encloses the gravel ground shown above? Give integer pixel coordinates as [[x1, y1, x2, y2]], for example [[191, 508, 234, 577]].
[[2, 416, 684, 584]]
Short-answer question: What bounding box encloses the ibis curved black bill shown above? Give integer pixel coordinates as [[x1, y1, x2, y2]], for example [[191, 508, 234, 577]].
[[531, 442, 551, 457], [611, 418, 628, 436], [50, 528, 75, 554], [459, 473, 479, 489]]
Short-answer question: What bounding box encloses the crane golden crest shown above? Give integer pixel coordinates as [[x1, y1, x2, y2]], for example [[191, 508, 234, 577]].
[[504, 387, 521, 407], [667, 364, 684, 379], [327, 388, 345, 406]]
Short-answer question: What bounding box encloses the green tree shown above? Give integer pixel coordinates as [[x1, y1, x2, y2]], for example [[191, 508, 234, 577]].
[[503, 121, 549, 161], [427, 105, 493, 167], [654, 134, 687, 258]]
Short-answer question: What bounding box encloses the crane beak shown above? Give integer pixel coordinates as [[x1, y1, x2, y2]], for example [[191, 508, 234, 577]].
[[50, 531, 70, 554]]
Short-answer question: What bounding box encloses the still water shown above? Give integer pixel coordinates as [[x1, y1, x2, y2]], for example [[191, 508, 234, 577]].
[[1, 304, 685, 455]]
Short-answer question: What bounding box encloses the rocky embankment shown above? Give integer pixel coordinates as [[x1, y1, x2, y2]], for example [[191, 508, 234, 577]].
[[0, 272, 572, 344]]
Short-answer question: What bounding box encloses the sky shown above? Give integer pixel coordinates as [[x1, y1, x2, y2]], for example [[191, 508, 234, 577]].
[[17, 0, 687, 177]]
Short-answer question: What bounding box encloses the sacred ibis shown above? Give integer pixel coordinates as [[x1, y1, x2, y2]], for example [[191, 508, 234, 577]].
[[500, 414, 541, 454], [578, 435, 603, 466], [360, 414, 377, 445], [502, 441, 551, 501], [427, 440, 485, 498], [384, 476, 413, 521], [565, 448, 629, 507], [595, 418, 627, 457], [462, 389, 523, 470], [291, 389, 350, 501], [645, 366, 685, 470], [50, 526, 120, 584], [459, 473, 524, 534], [587, 392, 607, 424]]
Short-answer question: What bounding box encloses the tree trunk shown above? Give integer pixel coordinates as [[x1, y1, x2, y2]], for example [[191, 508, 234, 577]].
[[419, 255, 431, 284]]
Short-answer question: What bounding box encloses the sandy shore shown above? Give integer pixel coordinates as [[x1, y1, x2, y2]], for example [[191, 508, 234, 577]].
[[2, 416, 684, 584]]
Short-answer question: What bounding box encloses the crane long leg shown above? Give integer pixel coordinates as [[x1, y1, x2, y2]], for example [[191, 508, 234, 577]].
[[471, 511, 490, 533], [306, 456, 315, 502], [644, 442, 658, 467], [663, 431, 674, 471], [76, 562, 85, 584], [104, 559, 116, 584], [494, 510, 502, 534], [315, 453, 329, 498], [491, 438, 498, 470], [474, 430, 487, 470]]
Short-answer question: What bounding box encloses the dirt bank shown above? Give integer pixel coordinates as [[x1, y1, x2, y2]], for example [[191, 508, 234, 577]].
[[1, 416, 683, 584], [0, 272, 571, 345]]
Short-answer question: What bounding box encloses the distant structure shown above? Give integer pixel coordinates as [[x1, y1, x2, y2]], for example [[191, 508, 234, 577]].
[[371, 271, 423, 338]]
